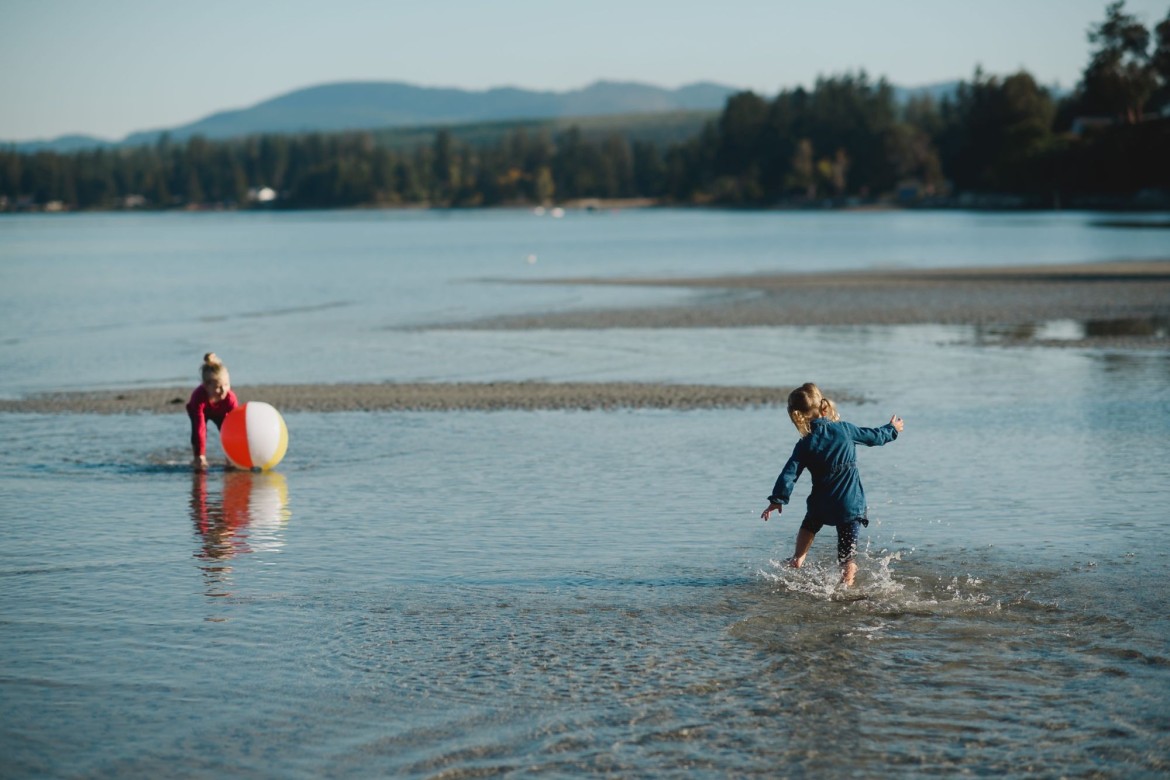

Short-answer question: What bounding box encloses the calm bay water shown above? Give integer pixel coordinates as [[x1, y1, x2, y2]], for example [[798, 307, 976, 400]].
[[1, 209, 1169, 777]]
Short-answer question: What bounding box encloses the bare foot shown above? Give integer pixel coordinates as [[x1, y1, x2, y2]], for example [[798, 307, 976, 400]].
[[840, 561, 858, 586]]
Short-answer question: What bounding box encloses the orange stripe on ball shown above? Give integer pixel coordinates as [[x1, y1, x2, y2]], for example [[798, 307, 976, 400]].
[[221, 405, 255, 469]]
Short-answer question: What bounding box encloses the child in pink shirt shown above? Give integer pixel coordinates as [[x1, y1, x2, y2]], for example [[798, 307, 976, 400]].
[[187, 352, 239, 471]]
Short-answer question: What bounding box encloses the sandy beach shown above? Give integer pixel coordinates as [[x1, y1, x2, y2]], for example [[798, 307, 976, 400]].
[[3, 259, 1165, 414]]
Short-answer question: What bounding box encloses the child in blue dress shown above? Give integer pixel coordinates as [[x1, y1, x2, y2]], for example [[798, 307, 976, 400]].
[[761, 382, 904, 586]]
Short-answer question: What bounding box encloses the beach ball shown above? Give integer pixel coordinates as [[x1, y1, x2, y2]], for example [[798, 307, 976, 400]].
[[220, 402, 288, 470]]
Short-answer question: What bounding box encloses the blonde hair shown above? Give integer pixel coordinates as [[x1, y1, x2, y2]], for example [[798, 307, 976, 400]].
[[787, 382, 839, 437], [200, 352, 230, 385]]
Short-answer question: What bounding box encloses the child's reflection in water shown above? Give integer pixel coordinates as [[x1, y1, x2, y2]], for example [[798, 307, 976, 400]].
[[189, 470, 290, 597]]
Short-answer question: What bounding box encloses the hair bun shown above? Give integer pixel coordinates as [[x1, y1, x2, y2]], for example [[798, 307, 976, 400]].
[[203, 352, 221, 367]]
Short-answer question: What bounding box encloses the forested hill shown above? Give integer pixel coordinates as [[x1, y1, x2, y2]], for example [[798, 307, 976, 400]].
[[124, 80, 742, 145], [14, 80, 968, 153], [12, 81, 740, 152]]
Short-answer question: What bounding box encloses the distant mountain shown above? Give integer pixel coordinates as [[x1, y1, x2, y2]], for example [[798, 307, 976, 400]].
[[8, 78, 1066, 154], [8, 80, 741, 153], [8, 134, 116, 154], [892, 81, 962, 105]]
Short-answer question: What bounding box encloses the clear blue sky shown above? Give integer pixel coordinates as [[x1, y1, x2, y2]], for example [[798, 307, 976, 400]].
[[2, 0, 1168, 142]]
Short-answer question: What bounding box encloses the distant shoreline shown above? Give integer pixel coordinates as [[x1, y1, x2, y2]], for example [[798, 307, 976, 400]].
[[5, 201, 1170, 216]]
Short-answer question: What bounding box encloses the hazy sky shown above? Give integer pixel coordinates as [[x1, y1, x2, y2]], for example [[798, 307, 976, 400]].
[[2, 0, 1168, 141]]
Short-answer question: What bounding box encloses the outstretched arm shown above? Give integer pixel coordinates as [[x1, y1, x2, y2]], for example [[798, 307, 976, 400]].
[[848, 415, 904, 446]]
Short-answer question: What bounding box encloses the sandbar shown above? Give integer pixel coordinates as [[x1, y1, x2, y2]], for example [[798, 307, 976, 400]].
[[457, 259, 1170, 337], [0, 382, 826, 415]]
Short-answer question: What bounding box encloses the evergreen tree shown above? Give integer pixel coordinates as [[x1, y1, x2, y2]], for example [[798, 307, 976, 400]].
[[714, 91, 769, 179], [632, 141, 666, 197], [1149, 10, 1170, 111], [431, 130, 457, 204], [787, 138, 817, 199], [937, 69, 1055, 192], [1079, 1, 1159, 122]]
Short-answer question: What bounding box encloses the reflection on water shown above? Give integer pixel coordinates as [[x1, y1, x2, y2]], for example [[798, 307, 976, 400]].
[[1083, 317, 1170, 338], [189, 469, 290, 597], [974, 316, 1169, 345]]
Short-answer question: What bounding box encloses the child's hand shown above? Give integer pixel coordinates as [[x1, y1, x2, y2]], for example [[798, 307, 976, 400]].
[[890, 414, 904, 433], [761, 502, 783, 521]]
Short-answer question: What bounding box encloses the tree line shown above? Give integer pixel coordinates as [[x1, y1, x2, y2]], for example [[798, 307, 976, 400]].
[[2, 1, 1168, 212]]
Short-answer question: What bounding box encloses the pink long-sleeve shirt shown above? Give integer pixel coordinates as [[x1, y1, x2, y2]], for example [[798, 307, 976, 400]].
[[187, 385, 239, 457]]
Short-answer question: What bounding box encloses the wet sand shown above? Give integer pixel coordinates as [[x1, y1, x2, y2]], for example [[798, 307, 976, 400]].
[[0, 382, 826, 415], [460, 259, 1170, 333]]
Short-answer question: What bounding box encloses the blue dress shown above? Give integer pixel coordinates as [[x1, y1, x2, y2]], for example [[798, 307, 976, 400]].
[[769, 417, 899, 527]]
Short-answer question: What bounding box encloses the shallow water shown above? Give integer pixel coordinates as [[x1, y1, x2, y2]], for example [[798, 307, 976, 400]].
[[1, 210, 1169, 777], [2, 208, 1169, 396]]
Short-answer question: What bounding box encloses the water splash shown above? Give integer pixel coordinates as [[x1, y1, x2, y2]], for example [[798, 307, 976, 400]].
[[758, 549, 1000, 617]]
